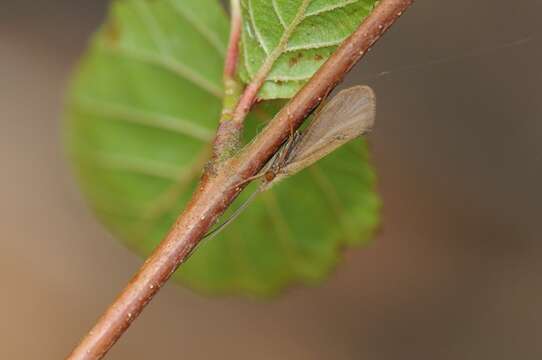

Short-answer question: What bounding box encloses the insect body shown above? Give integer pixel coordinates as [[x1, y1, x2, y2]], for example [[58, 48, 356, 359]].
[[260, 85, 376, 190], [204, 85, 376, 240]]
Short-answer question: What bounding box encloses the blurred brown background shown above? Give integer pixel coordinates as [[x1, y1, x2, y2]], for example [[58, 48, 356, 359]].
[[1, 1, 541, 359]]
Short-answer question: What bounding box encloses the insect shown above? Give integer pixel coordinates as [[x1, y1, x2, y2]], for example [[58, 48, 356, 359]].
[[261, 85, 375, 189], [204, 85, 376, 239]]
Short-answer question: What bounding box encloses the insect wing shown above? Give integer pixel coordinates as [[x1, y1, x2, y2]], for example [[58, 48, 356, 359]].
[[282, 85, 376, 176]]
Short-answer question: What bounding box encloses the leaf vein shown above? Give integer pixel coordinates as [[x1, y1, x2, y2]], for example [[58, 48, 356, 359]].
[[272, 0, 287, 29], [75, 96, 214, 142], [262, 191, 296, 265], [304, 0, 360, 18], [267, 74, 311, 81], [141, 147, 210, 225], [241, 29, 256, 78], [101, 44, 223, 98], [166, 0, 226, 56], [247, 0, 311, 89], [91, 153, 186, 182], [248, 0, 270, 54], [133, 0, 171, 55], [309, 165, 354, 242], [286, 38, 345, 52]]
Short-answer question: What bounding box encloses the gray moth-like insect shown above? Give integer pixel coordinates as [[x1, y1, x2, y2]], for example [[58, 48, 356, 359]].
[[259, 85, 376, 189], [205, 85, 376, 238]]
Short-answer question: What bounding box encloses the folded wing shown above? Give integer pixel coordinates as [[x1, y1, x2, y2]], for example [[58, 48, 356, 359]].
[[281, 85, 376, 177]]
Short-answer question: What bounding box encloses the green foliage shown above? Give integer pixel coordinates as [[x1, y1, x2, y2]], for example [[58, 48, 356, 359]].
[[65, 0, 380, 296], [239, 0, 378, 99]]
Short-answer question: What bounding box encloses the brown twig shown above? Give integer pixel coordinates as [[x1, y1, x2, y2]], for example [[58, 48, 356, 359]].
[[66, 1, 414, 359]]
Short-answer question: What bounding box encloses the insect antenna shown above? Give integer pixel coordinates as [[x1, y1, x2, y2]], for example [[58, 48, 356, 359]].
[[199, 187, 261, 242]]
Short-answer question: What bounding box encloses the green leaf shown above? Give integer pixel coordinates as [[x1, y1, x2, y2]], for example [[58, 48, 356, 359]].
[[239, 0, 378, 99], [66, 0, 380, 297]]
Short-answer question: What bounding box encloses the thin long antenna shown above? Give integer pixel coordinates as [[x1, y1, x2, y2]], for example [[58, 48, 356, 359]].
[[199, 187, 262, 242]]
